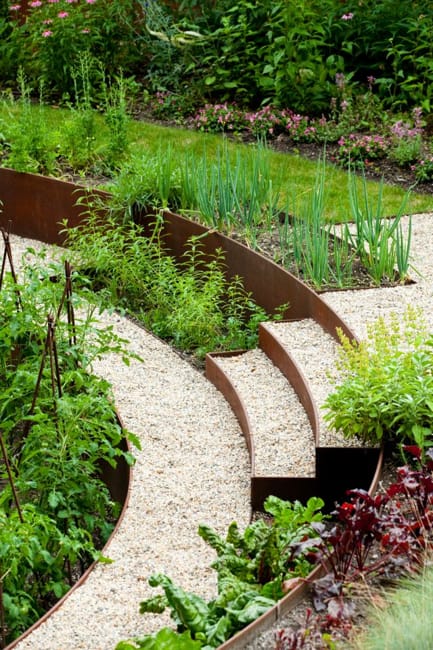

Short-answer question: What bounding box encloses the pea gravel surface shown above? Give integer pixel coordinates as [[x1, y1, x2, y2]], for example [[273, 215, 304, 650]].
[[8, 211, 433, 649]]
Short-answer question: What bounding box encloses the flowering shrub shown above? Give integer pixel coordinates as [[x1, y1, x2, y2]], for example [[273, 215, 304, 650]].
[[244, 105, 282, 138], [191, 102, 247, 133], [189, 102, 319, 143], [3, 0, 145, 96], [389, 106, 424, 166], [412, 156, 433, 183], [335, 133, 390, 167], [280, 109, 317, 142]]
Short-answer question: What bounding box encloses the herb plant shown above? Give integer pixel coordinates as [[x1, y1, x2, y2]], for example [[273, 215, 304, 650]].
[[65, 214, 286, 360], [323, 307, 433, 451]]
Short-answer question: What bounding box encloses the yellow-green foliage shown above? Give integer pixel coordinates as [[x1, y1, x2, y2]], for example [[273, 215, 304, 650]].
[[324, 306, 433, 449]]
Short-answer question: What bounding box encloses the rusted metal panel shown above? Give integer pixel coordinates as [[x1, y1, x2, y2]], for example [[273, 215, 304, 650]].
[[0, 168, 109, 245]]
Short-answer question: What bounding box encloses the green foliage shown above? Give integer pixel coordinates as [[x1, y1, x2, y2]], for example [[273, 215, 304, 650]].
[[101, 73, 131, 170], [0, 251, 136, 643], [323, 306, 433, 451], [116, 627, 202, 650], [0, 505, 96, 640], [118, 496, 324, 649], [1, 0, 147, 98], [2, 72, 57, 174], [109, 141, 281, 241], [351, 563, 433, 650], [325, 0, 433, 111], [346, 171, 412, 284], [199, 496, 325, 598], [65, 214, 285, 359], [170, 0, 337, 112]]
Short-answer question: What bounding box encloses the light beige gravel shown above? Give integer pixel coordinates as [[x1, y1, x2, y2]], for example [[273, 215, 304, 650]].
[[7, 210, 433, 649]]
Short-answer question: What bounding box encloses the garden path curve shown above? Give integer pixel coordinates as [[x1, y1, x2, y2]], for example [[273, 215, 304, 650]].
[[9, 210, 433, 650]]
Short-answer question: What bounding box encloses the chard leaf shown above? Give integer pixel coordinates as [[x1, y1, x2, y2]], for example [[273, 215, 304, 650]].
[[225, 592, 275, 625], [147, 573, 210, 635]]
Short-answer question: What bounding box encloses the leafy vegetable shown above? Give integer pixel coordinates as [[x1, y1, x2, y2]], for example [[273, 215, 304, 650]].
[[119, 496, 324, 648]]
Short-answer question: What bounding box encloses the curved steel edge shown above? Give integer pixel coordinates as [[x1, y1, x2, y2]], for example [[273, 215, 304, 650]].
[[2, 417, 132, 649], [0, 167, 110, 245], [0, 168, 355, 343], [205, 351, 256, 475], [0, 168, 384, 648], [258, 322, 320, 446]]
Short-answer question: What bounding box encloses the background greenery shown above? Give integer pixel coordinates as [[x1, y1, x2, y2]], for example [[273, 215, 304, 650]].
[[0, 0, 432, 114]]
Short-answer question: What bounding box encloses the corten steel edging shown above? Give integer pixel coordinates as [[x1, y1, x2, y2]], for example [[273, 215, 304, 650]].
[[4, 410, 132, 650], [0, 169, 355, 343], [218, 447, 384, 649], [0, 169, 384, 648], [258, 321, 320, 445], [0, 168, 110, 245], [205, 351, 256, 472]]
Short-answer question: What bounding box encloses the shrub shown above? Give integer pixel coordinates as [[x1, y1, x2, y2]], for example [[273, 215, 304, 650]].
[[323, 307, 433, 451], [191, 102, 247, 134], [335, 133, 390, 167], [1, 0, 147, 97]]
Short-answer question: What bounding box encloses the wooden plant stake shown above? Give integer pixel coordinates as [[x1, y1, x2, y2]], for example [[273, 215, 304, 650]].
[[0, 224, 22, 310]]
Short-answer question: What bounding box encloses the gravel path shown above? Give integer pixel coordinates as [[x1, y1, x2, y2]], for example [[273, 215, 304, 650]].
[[215, 349, 315, 477], [264, 319, 362, 448], [6, 210, 433, 649]]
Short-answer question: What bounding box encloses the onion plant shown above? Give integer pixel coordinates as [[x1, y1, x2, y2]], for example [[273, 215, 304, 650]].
[[347, 170, 412, 285]]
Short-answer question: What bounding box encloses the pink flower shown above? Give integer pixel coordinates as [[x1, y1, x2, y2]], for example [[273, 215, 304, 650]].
[[82, 28, 90, 33], [29, 0, 42, 6], [43, 18, 53, 23], [10, 4, 21, 10], [341, 13, 354, 20], [58, 10, 68, 17], [48, 0, 59, 3], [42, 29, 53, 37], [86, 0, 96, 3]]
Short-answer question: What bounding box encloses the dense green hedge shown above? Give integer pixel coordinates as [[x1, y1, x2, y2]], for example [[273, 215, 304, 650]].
[[1, 0, 432, 114]]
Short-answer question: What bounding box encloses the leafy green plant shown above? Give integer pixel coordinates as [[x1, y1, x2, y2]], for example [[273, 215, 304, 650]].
[[101, 72, 131, 171], [2, 71, 57, 174], [64, 214, 286, 359], [323, 307, 433, 451], [116, 627, 202, 650], [116, 496, 324, 649], [0, 250, 137, 644], [346, 170, 412, 285], [62, 53, 98, 171], [199, 495, 325, 599]]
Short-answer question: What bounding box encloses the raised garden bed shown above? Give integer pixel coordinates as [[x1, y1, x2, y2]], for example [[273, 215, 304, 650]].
[[0, 167, 383, 648]]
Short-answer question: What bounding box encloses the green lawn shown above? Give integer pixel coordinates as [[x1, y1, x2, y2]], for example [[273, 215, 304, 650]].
[[1, 102, 432, 221]]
